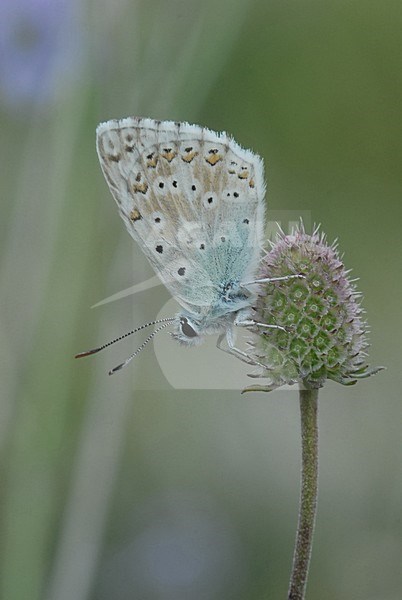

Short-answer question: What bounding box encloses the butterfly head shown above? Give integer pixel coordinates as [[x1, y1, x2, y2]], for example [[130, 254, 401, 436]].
[[172, 314, 205, 346], [172, 308, 239, 346]]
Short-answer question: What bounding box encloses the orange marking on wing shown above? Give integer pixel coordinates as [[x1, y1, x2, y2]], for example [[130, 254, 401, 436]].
[[129, 209, 142, 222], [161, 149, 176, 162], [133, 182, 148, 194], [146, 153, 158, 168], [205, 153, 222, 166], [182, 150, 198, 163]]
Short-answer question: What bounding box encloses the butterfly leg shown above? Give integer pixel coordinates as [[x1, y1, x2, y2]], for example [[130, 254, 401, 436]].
[[242, 274, 304, 286], [234, 314, 287, 332], [216, 331, 267, 369]]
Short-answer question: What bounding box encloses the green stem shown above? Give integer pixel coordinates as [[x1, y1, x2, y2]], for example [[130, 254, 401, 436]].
[[288, 387, 319, 600]]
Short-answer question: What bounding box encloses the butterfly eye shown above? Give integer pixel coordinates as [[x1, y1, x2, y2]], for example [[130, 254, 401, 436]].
[[180, 317, 198, 338]]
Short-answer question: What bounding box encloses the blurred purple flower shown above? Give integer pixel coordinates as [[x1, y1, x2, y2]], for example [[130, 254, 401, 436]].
[[97, 490, 246, 600], [0, 0, 82, 108]]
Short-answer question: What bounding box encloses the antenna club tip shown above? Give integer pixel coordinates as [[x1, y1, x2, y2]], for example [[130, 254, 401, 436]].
[[109, 364, 123, 375], [75, 348, 100, 358]]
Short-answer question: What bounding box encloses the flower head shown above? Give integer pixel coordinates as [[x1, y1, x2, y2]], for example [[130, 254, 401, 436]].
[[245, 223, 383, 392]]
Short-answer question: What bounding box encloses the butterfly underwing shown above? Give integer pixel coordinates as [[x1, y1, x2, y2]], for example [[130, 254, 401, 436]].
[[77, 117, 274, 373]]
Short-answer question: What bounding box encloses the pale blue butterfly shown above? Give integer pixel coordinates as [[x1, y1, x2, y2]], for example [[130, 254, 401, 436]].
[[76, 117, 290, 374]]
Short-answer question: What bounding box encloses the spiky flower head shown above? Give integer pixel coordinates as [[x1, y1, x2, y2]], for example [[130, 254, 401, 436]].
[[245, 223, 383, 392]]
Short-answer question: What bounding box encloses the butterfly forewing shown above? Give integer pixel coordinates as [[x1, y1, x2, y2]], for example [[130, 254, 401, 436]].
[[96, 117, 266, 314]]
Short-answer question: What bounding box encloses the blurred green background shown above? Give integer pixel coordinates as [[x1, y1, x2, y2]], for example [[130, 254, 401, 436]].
[[1, 1, 401, 599]]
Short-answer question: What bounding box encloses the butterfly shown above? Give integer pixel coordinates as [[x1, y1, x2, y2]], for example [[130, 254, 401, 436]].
[[76, 117, 291, 374]]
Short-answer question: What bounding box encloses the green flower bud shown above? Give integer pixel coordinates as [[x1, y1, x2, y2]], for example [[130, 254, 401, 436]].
[[245, 224, 383, 392]]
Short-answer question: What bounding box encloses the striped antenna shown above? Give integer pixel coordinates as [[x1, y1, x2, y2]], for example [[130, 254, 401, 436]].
[[75, 317, 175, 358], [109, 322, 172, 375]]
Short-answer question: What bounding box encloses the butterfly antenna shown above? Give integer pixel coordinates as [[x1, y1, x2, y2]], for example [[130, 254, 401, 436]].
[[75, 318, 175, 358], [109, 322, 171, 375]]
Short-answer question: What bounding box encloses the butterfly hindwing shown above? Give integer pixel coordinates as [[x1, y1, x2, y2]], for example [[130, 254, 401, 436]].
[[96, 117, 266, 314]]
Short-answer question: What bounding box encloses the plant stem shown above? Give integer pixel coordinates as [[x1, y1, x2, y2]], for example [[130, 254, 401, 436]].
[[288, 387, 319, 600]]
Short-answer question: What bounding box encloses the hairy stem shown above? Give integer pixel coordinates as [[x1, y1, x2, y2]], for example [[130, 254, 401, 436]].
[[288, 387, 319, 600]]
